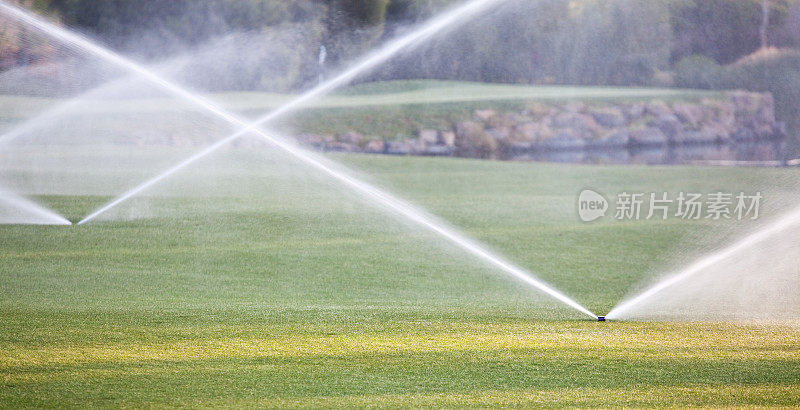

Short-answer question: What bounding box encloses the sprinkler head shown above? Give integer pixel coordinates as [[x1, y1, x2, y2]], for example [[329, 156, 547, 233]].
[[597, 316, 606, 322]]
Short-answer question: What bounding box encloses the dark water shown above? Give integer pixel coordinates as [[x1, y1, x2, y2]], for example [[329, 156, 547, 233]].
[[505, 139, 791, 166]]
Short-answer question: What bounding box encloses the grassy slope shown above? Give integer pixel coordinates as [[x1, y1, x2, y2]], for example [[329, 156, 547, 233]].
[[0, 81, 721, 139], [1, 153, 799, 407]]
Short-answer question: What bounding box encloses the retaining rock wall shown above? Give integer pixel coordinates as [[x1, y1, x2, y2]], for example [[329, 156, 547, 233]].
[[295, 91, 785, 159]]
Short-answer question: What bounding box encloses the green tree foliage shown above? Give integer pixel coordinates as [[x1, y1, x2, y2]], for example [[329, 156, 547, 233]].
[[1, 0, 799, 92], [323, 0, 390, 67], [53, 0, 316, 56], [719, 48, 800, 119], [553, 0, 672, 85], [670, 0, 793, 64], [674, 54, 723, 89]]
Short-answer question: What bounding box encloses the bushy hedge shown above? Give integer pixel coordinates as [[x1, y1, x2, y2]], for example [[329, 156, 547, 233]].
[[674, 54, 723, 89], [718, 48, 800, 119]]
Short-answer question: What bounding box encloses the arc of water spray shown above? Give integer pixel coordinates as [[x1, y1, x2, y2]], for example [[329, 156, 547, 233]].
[[0, 185, 71, 225], [0, 0, 598, 319], [606, 206, 800, 320]]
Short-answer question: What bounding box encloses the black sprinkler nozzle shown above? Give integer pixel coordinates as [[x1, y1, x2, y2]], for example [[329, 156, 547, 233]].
[[597, 316, 606, 322]]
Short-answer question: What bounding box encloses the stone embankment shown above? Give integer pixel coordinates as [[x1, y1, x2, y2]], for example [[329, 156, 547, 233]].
[[295, 91, 785, 159]]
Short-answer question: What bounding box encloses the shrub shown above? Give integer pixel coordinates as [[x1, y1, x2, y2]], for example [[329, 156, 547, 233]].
[[674, 54, 722, 89], [717, 48, 800, 119]]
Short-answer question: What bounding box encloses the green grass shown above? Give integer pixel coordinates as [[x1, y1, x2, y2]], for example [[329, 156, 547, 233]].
[[0, 80, 721, 139], [1, 152, 799, 407]]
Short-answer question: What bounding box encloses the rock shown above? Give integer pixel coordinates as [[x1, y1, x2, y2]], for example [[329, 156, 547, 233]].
[[501, 139, 538, 153], [513, 122, 540, 142], [398, 138, 426, 154], [701, 122, 732, 143], [702, 99, 736, 128], [385, 141, 412, 155], [682, 130, 717, 144], [729, 91, 759, 114], [625, 103, 646, 120], [296, 133, 333, 149], [563, 102, 586, 113], [732, 128, 756, 141], [418, 129, 439, 145], [363, 139, 386, 153], [753, 123, 776, 139], [486, 126, 511, 141], [455, 121, 498, 158], [543, 129, 586, 150], [440, 131, 456, 147], [755, 93, 775, 124], [652, 114, 684, 144], [325, 141, 358, 152], [630, 127, 668, 147], [586, 131, 630, 149], [553, 112, 599, 133], [646, 100, 673, 117], [525, 102, 553, 118], [672, 103, 704, 127], [339, 131, 363, 145], [474, 109, 497, 122], [423, 145, 455, 156], [591, 108, 625, 128]]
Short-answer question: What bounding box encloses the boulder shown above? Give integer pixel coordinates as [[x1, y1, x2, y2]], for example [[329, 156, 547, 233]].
[[363, 139, 386, 154], [753, 123, 776, 139], [418, 129, 439, 145], [501, 139, 538, 153], [672, 103, 704, 127], [682, 130, 717, 144], [325, 141, 358, 152], [755, 93, 776, 123], [563, 102, 586, 113], [423, 145, 455, 156], [513, 121, 540, 142], [729, 91, 760, 115], [525, 102, 554, 118], [701, 122, 732, 143], [732, 127, 757, 141], [553, 112, 600, 133], [339, 131, 363, 145], [455, 121, 498, 158], [385, 141, 412, 155], [407, 138, 428, 154], [652, 114, 684, 144], [590, 108, 626, 128], [702, 99, 736, 128], [586, 131, 630, 149], [474, 109, 497, 122], [296, 133, 333, 149], [440, 131, 456, 147], [486, 126, 511, 141], [646, 100, 673, 117], [630, 127, 668, 147], [625, 103, 646, 120], [543, 129, 586, 150]]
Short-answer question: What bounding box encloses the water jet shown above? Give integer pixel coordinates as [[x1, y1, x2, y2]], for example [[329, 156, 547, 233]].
[[607, 205, 800, 320], [0, 0, 597, 319]]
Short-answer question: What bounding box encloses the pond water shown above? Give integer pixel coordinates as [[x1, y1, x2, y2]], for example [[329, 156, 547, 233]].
[[504, 139, 790, 166]]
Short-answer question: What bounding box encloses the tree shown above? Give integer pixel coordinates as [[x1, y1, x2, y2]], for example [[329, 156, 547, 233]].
[[760, 0, 771, 48]]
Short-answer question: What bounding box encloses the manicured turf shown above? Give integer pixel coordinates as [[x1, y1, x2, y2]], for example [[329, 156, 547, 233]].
[[1, 152, 799, 407], [0, 80, 721, 140]]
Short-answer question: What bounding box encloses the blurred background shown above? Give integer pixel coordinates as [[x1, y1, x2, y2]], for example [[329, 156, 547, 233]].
[[1, 0, 798, 157]]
